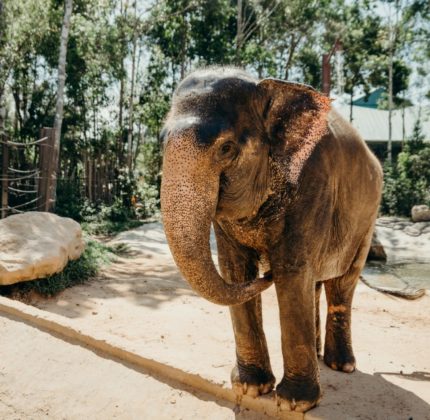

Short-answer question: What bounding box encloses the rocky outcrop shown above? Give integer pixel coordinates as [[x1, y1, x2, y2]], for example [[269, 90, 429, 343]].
[[0, 212, 85, 286], [367, 231, 387, 261], [411, 205, 430, 223], [376, 216, 430, 237]]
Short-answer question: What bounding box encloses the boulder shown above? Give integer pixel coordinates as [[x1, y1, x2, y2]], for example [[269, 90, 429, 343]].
[[0, 212, 85, 286], [404, 225, 421, 237], [367, 231, 387, 261], [411, 205, 430, 223]]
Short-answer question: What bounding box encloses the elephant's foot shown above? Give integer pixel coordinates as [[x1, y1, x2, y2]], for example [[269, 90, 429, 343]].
[[276, 375, 321, 413], [323, 345, 356, 373], [231, 364, 275, 398]]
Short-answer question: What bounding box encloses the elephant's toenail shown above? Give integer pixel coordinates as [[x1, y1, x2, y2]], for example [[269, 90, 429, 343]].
[[342, 363, 355, 373]]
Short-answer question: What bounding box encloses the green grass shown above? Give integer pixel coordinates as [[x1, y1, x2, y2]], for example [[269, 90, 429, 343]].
[[81, 219, 144, 236], [0, 238, 114, 298]]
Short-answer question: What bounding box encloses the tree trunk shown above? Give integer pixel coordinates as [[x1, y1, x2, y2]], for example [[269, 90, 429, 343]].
[[0, 0, 3, 34], [133, 120, 143, 170], [1, 136, 9, 219], [401, 95, 405, 149], [387, 0, 400, 164], [117, 0, 126, 167], [52, 0, 73, 211], [285, 35, 300, 80], [387, 43, 393, 163], [235, 0, 243, 65], [126, 1, 138, 173]]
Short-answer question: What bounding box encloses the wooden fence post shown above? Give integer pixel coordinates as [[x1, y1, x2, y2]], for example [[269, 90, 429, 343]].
[[1, 135, 9, 218], [38, 128, 56, 212]]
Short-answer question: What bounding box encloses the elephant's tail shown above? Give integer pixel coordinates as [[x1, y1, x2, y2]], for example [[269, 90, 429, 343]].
[[359, 276, 426, 300]]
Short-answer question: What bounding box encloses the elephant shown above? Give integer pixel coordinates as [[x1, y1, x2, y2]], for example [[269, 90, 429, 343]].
[[160, 67, 383, 412]]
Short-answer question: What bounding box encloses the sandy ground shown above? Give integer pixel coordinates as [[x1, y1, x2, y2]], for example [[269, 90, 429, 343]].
[[1, 222, 429, 419], [0, 315, 266, 420]]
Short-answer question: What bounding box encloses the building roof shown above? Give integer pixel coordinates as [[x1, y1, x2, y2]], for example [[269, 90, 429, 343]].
[[352, 88, 385, 109], [333, 103, 430, 143]]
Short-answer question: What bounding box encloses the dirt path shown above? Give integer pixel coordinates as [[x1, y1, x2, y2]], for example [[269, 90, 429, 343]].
[[0, 315, 266, 420], [1, 222, 429, 419]]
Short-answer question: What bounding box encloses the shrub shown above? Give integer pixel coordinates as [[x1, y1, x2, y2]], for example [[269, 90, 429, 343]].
[[381, 120, 430, 216], [56, 178, 85, 221]]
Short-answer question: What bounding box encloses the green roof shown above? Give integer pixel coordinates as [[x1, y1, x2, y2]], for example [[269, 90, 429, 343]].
[[353, 88, 385, 109]]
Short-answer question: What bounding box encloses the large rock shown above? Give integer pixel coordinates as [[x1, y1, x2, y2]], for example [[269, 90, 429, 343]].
[[0, 212, 85, 286], [411, 205, 430, 222], [367, 231, 387, 261]]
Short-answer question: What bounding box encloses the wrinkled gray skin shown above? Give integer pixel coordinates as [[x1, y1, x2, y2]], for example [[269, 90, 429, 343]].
[[160, 67, 383, 412]]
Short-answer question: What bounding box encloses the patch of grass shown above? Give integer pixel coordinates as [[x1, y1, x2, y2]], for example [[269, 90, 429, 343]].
[[106, 242, 131, 256], [81, 219, 144, 236], [0, 238, 113, 298]]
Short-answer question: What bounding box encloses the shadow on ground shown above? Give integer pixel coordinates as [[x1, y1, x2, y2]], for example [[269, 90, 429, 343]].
[[312, 362, 430, 419]]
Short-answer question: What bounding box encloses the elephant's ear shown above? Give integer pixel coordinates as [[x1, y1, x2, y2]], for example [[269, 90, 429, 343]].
[[257, 78, 331, 184]]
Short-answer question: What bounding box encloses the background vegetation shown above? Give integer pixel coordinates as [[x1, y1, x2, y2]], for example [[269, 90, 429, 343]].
[[382, 121, 430, 215], [0, 0, 429, 225]]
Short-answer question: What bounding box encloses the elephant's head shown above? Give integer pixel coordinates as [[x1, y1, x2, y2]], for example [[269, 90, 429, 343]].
[[161, 68, 331, 306]]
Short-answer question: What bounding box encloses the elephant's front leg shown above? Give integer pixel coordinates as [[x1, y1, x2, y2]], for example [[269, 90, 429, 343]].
[[214, 224, 275, 398], [229, 296, 275, 397], [274, 269, 321, 412]]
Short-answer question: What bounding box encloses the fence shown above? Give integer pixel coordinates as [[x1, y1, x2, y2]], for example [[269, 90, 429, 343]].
[[1, 127, 145, 220], [0, 128, 56, 218]]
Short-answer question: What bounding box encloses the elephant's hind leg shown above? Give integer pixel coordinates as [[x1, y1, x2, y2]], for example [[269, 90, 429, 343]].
[[214, 224, 275, 398], [323, 228, 373, 373], [323, 273, 357, 373], [315, 282, 323, 358]]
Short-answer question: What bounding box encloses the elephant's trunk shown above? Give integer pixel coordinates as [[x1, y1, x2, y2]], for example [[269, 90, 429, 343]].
[[161, 136, 272, 306]]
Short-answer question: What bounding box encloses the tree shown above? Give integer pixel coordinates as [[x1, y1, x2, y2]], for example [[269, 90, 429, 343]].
[[126, 0, 139, 172], [0, 0, 49, 138], [51, 0, 73, 210], [0, 0, 427, 219], [327, 1, 384, 121]]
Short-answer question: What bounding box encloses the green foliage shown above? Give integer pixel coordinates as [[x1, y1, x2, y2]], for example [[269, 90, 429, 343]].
[[79, 195, 146, 236], [1, 0, 429, 226], [296, 47, 321, 88], [56, 178, 85, 221], [81, 215, 144, 236], [381, 121, 430, 216], [0, 238, 112, 298], [139, 48, 171, 141], [147, 0, 235, 71], [328, 1, 384, 97]]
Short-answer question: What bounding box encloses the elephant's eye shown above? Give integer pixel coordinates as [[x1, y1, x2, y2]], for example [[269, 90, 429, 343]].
[[218, 141, 237, 160], [221, 143, 232, 154]]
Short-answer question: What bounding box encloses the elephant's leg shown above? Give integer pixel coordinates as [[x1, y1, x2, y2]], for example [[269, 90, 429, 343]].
[[214, 224, 275, 398], [323, 229, 373, 373], [230, 296, 275, 397], [315, 282, 323, 358], [274, 271, 321, 413], [323, 270, 358, 373]]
